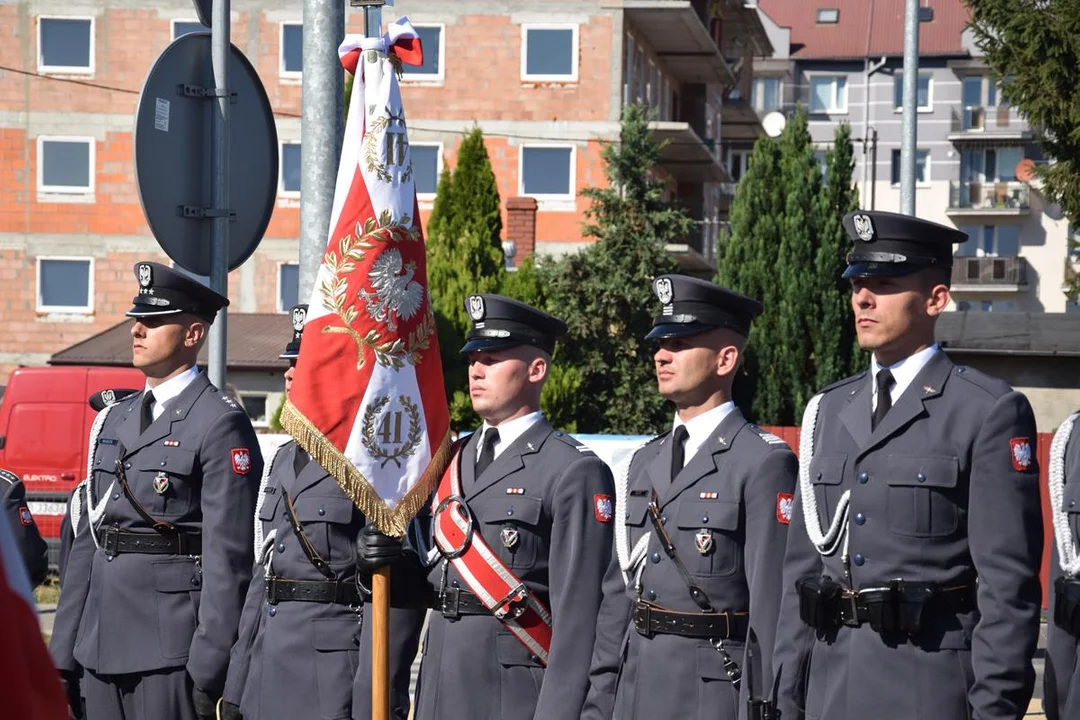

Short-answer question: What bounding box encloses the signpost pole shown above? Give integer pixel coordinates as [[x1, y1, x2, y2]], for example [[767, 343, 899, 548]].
[[208, 0, 231, 387]]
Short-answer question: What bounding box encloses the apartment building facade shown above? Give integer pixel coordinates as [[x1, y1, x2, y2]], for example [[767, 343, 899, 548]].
[[742, 0, 1073, 314], [0, 0, 767, 417]]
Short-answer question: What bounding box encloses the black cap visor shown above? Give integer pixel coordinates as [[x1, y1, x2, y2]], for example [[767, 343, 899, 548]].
[[842, 253, 945, 279], [125, 305, 186, 319], [646, 321, 718, 340]]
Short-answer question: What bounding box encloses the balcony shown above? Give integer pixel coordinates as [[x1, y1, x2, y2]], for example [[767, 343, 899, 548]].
[[603, 0, 736, 85], [946, 181, 1031, 217], [950, 256, 1029, 292], [650, 121, 730, 183], [948, 106, 1032, 142]]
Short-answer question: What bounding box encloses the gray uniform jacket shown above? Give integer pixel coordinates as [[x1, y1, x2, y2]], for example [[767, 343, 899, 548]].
[[50, 372, 262, 694], [1046, 414, 1080, 720], [357, 418, 615, 720], [581, 407, 797, 720], [773, 351, 1043, 720], [225, 440, 366, 720], [1, 471, 48, 586]]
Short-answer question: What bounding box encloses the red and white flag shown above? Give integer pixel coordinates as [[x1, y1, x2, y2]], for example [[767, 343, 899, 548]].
[[281, 18, 450, 535]]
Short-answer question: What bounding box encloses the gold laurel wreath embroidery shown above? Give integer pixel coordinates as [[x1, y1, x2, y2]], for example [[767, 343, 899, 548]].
[[361, 394, 423, 468], [320, 210, 432, 370]]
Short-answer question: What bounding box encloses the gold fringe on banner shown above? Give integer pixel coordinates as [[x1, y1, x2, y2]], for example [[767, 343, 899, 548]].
[[280, 399, 453, 537]]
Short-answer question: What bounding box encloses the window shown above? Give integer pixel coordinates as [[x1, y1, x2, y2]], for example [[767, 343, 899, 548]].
[[978, 299, 1016, 312], [240, 394, 269, 428], [37, 258, 93, 313], [402, 25, 444, 82], [280, 23, 303, 77], [278, 263, 299, 312], [172, 20, 204, 39], [38, 137, 94, 194], [890, 149, 929, 186], [521, 25, 578, 82], [961, 147, 1025, 183], [728, 150, 752, 182], [893, 73, 932, 111], [958, 224, 1020, 256], [751, 77, 781, 112], [280, 143, 301, 197], [814, 150, 829, 183], [520, 146, 575, 200], [410, 143, 441, 198], [809, 75, 847, 114], [38, 17, 93, 74], [816, 8, 839, 23]]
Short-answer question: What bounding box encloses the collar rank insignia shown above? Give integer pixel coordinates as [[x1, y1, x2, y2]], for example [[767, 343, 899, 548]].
[[695, 529, 714, 555], [500, 526, 519, 549], [153, 472, 170, 495], [923, 385, 936, 394], [506, 488, 525, 495]]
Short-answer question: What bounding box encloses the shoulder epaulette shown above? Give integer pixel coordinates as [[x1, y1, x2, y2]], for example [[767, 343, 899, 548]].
[[951, 365, 1011, 398], [818, 371, 867, 396], [0, 468, 18, 487], [551, 431, 596, 455], [748, 425, 790, 447]]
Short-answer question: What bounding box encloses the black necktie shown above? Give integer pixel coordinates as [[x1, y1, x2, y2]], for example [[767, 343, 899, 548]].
[[872, 369, 894, 431], [139, 391, 155, 434], [475, 428, 500, 478], [670, 425, 689, 482]]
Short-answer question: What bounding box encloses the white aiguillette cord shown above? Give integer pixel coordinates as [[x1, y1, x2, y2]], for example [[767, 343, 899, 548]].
[[798, 393, 851, 559], [1050, 413, 1080, 576]]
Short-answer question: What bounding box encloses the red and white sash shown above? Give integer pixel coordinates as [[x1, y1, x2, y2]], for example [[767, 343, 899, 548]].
[[431, 445, 553, 664]]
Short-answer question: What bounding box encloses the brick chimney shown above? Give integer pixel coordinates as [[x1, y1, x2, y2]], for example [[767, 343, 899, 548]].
[[505, 196, 537, 266]]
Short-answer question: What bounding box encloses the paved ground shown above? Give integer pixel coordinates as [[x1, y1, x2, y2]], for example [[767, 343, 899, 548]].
[[37, 602, 1053, 717]]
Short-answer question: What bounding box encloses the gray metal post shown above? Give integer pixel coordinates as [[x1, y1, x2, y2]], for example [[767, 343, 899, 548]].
[[208, 0, 230, 388], [364, 5, 383, 44], [299, 0, 346, 305], [899, 0, 920, 216]]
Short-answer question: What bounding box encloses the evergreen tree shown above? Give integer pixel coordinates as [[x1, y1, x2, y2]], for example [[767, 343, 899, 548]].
[[967, 0, 1080, 296], [545, 104, 692, 434], [813, 123, 864, 383]]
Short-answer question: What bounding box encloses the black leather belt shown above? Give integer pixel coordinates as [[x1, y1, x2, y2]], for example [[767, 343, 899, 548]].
[[634, 601, 750, 640], [836, 583, 976, 628], [100, 527, 202, 556], [266, 576, 361, 605], [427, 587, 492, 619]]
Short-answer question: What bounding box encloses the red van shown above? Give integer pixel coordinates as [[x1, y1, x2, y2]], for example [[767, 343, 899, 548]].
[[0, 365, 144, 567]]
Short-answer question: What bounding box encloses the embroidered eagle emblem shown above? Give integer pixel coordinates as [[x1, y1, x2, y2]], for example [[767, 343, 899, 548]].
[[359, 248, 425, 332]]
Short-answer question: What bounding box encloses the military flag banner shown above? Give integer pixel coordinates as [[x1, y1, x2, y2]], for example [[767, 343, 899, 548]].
[[280, 17, 450, 537]]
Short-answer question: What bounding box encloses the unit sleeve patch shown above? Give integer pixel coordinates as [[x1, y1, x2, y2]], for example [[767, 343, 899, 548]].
[[18, 506, 34, 527], [594, 494, 613, 523], [777, 492, 794, 525], [1010, 437, 1033, 472], [232, 448, 252, 475]]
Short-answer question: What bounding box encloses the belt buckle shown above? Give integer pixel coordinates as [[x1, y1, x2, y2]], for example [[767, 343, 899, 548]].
[[491, 583, 528, 620], [719, 611, 732, 639], [102, 528, 120, 557], [637, 602, 653, 638], [840, 591, 860, 627], [440, 587, 461, 619], [266, 577, 280, 605]]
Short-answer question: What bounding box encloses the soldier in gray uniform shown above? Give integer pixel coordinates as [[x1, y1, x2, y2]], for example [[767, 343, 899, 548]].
[[581, 275, 797, 720], [1046, 411, 1080, 720], [50, 261, 263, 720], [220, 304, 417, 720], [0, 467, 48, 587], [355, 294, 616, 720], [772, 211, 1044, 720]]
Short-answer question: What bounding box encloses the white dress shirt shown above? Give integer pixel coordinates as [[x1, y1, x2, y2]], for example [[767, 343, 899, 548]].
[[870, 344, 940, 411], [672, 400, 736, 470], [476, 410, 544, 463], [144, 366, 200, 421]]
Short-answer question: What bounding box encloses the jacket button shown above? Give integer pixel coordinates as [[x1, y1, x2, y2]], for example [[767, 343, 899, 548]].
[[113, 493, 121, 501], [268, 607, 277, 617], [277, 543, 285, 553], [701, 516, 709, 524], [816, 472, 822, 480], [857, 472, 869, 484], [160, 460, 167, 467], [650, 553, 661, 564], [853, 553, 865, 566], [451, 579, 460, 588], [646, 590, 657, 601], [530, 655, 541, 664], [507, 509, 514, 516], [190, 577, 199, 587], [125, 462, 132, 470], [660, 516, 667, 525], [318, 508, 326, 516], [106, 555, 114, 562], [854, 513, 865, 526], [917, 473, 926, 483], [1071, 500, 1077, 509]]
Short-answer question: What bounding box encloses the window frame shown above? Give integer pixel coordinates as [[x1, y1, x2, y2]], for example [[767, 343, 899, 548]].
[[279, 142, 302, 198], [277, 262, 300, 313], [401, 23, 446, 85], [37, 135, 95, 195], [37, 16, 95, 75], [816, 8, 840, 23], [807, 73, 848, 114], [518, 144, 577, 208], [890, 148, 931, 187], [171, 19, 205, 40], [751, 76, 783, 112], [36, 256, 94, 314], [893, 73, 934, 113], [520, 23, 580, 83], [279, 21, 303, 80], [238, 392, 271, 428], [409, 142, 443, 202]]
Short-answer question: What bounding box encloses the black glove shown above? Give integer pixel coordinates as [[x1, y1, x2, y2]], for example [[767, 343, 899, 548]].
[[192, 686, 219, 720], [355, 524, 404, 571], [59, 669, 84, 720], [219, 700, 244, 720]]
